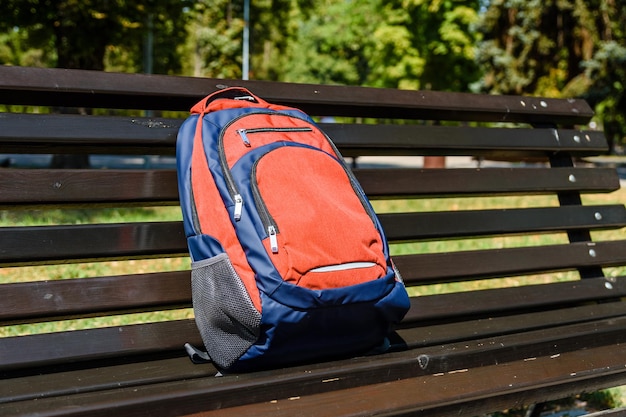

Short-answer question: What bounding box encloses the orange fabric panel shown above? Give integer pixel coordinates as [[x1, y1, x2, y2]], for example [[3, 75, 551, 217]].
[[256, 146, 386, 289], [191, 118, 262, 312]]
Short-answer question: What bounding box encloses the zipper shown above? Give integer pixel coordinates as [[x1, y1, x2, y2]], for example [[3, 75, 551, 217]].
[[309, 262, 377, 273], [217, 111, 315, 221], [250, 154, 279, 252], [189, 179, 203, 234], [237, 127, 312, 147]]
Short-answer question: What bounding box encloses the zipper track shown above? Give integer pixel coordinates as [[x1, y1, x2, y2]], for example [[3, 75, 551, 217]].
[[250, 153, 278, 233]]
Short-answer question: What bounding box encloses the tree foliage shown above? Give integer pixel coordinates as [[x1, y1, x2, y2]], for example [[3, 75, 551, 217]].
[[476, 0, 626, 151], [0, 0, 624, 150], [0, 0, 190, 72], [282, 0, 481, 91]]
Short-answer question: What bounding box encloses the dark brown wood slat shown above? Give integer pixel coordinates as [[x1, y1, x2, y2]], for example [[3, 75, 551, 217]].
[[0, 113, 180, 155], [7, 278, 623, 374], [396, 240, 626, 284], [0, 222, 187, 266], [0, 169, 179, 207], [0, 319, 202, 373], [0, 66, 594, 124], [2, 205, 624, 265], [0, 271, 191, 325], [3, 322, 625, 417], [184, 344, 626, 417], [380, 204, 626, 241], [0, 112, 606, 156], [5, 239, 625, 327], [405, 301, 626, 349], [1, 357, 215, 405], [404, 276, 626, 324], [356, 167, 621, 198], [324, 124, 607, 158], [0, 168, 619, 208], [5, 302, 626, 407]]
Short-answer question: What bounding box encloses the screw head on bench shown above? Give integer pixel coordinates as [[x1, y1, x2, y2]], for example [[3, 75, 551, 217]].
[[594, 212, 603, 220], [568, 174, 576, 183], [417, 354, 430, 369]]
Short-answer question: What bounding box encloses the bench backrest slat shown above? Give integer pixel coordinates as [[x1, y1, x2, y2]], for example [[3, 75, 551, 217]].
[[3, 204, 624, 266], [397, 240, 626, 283], [0, 66, 595, 124], [0, 168, 620, 208], [0, 222, 186, 266], [1, 271, 191, 324]]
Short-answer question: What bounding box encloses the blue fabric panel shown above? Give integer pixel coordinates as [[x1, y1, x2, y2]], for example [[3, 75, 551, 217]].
[[231, 284, 400, 372], [187, 234, 225, 262], [175, 114, 200, 238]]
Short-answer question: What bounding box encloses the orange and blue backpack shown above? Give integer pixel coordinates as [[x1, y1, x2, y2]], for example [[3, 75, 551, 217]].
[[176, 87, 410, 372]]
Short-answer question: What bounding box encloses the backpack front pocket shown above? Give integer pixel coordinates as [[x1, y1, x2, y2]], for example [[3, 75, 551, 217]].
[[251, 145, 387, 290]]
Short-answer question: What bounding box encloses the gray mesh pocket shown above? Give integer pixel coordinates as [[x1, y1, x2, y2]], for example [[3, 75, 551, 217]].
[[191, 253, 261, 369]]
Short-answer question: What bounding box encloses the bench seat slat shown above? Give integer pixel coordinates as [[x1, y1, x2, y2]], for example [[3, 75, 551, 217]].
[[396, 239, 626, 284], [0, 271, 191, 325], [0, 66, 595, 124], [3, 319, 625, 417], [183, 343, 626, 417], [3, 304, 625, 405], [1, 167, 619, 208]]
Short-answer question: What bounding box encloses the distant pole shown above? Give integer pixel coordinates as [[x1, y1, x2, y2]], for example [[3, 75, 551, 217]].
[[242, 0, 250, 80], [143, 13, 154, 75], [143, 12, 154, 119]]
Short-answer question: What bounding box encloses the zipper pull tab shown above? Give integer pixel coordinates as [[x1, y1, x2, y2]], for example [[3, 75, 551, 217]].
[[234, 194, 243, 221], [268, 226, 278, 253], [237, 129, 251, 147]]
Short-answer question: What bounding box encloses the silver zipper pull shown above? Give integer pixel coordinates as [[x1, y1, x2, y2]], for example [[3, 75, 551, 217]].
[[268, 226, 278, 253], [234, 194, 243, 221], [237, 129, 251, 147]]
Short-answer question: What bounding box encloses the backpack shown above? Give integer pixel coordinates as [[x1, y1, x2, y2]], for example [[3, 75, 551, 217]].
[[176, 86, 410, 372]]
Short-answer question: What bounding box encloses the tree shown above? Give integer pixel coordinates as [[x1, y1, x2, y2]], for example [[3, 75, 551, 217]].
[[0, 1, 190, 73], [476, 0, 626, 152], [282, 0, 482, 92], [180, 0, 244, 79]]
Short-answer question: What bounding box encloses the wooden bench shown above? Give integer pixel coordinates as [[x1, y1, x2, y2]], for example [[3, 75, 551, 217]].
[[1, 65, 626, 417]]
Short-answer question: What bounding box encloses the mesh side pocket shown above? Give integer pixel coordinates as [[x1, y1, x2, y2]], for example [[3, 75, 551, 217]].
[[191, 253, 261, 369]]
